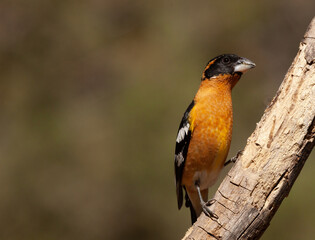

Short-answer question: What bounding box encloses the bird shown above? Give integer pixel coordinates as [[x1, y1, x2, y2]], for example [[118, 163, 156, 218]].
[[174, 54, 255, 224]]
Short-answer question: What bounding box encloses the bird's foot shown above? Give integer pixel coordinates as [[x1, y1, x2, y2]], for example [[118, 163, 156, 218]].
[[224, 150, 243, 167], [201, 198, 218, 219]]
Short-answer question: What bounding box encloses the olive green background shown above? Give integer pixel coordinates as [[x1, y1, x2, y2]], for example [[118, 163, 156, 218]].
[[0, 1, 314, 239]]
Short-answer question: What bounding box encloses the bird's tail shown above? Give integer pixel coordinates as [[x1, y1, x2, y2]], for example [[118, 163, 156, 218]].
[[184, 188, 197, 224]]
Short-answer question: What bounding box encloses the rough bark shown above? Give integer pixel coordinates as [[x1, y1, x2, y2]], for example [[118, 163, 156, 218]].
[[182, 17, 315, 240]]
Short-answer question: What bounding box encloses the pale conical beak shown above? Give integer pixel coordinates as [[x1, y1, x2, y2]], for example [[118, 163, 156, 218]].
[[234, 57, 256, 73]]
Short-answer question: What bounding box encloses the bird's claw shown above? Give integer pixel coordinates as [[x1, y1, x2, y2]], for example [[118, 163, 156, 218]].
[[224, 150, 243, 166], [202, 198, 218, 219], [205, 199, 216, 206]]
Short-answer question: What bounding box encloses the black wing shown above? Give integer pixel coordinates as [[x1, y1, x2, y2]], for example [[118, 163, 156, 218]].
[[175, 100, 194, 209]]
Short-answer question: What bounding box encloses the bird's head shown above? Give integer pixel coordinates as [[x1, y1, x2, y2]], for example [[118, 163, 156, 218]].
[[202, 54, 255, 88]]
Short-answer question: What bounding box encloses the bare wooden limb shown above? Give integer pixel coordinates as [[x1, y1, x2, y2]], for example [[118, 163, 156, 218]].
[[182, 16, 315, 240]]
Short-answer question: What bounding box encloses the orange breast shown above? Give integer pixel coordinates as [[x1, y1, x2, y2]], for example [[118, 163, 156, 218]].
[[181, 80, 233, 189]]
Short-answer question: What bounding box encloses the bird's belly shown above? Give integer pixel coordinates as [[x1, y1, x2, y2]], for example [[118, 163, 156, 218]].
[[182, 118, 232, 190], [192, 169, 221, 190]]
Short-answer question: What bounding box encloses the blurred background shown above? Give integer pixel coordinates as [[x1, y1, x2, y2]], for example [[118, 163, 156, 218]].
[[0, 0, 314, 239]]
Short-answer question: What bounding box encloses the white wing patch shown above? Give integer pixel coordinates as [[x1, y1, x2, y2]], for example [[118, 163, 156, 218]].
[[176, 123, 190, 143], [176, 152, 184, 167]]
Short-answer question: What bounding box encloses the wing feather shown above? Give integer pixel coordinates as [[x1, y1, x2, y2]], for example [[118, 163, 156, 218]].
[[175, 100, 195, 209]]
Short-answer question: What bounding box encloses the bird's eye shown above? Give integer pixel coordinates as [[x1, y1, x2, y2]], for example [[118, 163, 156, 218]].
[[222, 57, 230, 64]]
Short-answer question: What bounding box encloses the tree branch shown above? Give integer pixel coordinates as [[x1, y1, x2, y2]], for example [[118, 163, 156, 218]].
[[182, 16, 315, 240]]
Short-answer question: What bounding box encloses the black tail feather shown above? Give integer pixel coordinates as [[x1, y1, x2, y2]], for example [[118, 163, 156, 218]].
[[176, 183, 183, 209], [184, 188, 197, 224]]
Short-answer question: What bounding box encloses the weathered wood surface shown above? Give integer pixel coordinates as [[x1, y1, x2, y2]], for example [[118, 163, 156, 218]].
[[182, 17, 315, 240]]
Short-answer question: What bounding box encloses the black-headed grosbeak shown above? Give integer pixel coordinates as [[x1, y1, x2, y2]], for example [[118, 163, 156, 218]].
[[175, 54, 255, 224]]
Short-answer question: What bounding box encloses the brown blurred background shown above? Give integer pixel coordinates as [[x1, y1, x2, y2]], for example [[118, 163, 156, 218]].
[[0, 0, 314, 239]]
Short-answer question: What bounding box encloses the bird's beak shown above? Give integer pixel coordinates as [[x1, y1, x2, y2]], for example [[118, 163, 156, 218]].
[[234, 57, 256, 73]]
